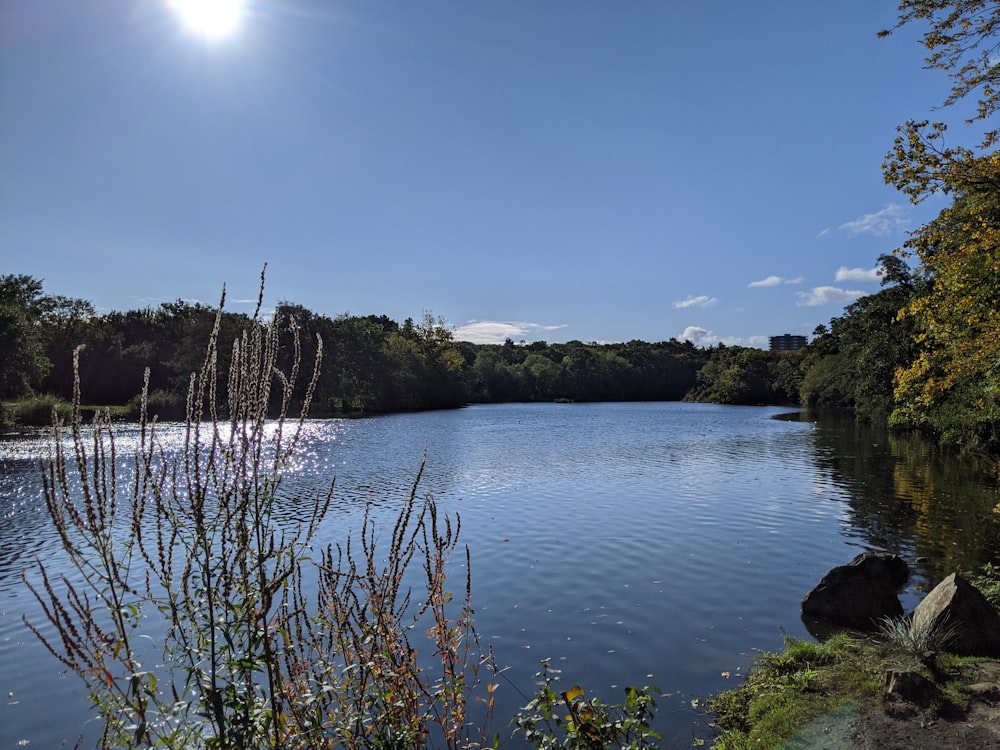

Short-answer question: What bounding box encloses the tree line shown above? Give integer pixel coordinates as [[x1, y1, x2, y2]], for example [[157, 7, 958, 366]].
[[0, 277, 758, 417]]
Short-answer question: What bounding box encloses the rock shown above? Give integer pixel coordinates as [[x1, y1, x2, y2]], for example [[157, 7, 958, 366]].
[[884, 668, 935, 707], [801, 552, 909, 631], [912, 573, 1000, 656]]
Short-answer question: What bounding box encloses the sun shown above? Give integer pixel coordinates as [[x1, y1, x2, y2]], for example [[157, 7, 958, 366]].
[[167, 0, 245, 40]]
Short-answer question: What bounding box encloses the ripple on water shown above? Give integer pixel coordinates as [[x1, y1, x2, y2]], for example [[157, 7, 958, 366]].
[[2, 403, 997, 748]]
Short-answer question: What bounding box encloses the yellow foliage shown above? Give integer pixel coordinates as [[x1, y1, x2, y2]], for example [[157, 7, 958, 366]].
[[891, 151, 1000, 434]]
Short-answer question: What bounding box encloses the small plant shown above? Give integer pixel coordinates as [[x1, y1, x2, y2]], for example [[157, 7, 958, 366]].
[[875, 614, 958, 656], [512, 659, 661, 750], [967, 562, 1000, 610]]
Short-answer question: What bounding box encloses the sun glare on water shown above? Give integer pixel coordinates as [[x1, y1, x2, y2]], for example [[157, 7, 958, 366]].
[[167, 0, 245, 40]]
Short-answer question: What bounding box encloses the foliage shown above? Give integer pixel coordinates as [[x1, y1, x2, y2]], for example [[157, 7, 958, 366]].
[[123, 389, 186, 421], [966, 562, 1000, 609], [512, 660, 661, 750], [0, 274, 60, 398], [23, 273, 499, 749], [799, 255, 920, 424], [878, 3, 1000, 452], [688, 346, 803, 406], [1, 275, 715, 420], [880, 0, 1000, 150], [889, 153, 1000, 448], [5, 393, 74, 426]]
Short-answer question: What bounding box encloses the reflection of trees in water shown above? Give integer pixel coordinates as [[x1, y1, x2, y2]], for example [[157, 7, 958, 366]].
[[808, 412, 1000, 582]]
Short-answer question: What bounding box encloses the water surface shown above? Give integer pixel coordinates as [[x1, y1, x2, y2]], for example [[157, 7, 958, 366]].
[[2, 402, 998, 747]]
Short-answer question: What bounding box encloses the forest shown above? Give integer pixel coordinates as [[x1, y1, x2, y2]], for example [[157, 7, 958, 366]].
[[0, 276, 734, 417]]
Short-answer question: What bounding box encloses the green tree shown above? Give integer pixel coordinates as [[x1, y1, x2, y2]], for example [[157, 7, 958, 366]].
[[800, 255, 919, 423], [517, 353, 563, 400], [0, 275, 53, 398], [692, 346, 798, 406], [38, 295, 97, 399]]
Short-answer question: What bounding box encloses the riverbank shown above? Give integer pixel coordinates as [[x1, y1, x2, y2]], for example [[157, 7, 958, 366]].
[[709, 574, 1000, 750]]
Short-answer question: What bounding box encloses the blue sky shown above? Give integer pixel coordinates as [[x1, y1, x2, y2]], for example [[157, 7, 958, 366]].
[[0, 1, 967, 346]]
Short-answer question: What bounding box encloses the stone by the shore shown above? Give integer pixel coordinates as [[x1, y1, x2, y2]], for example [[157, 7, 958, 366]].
[[912, 573, 1000, 657], [801, 552, 909, 631]]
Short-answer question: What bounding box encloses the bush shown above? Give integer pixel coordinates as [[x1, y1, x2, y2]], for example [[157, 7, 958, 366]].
[[9, 394, 72, 425], [124, 389, 185, 421], [967, 563, 1000, 610]]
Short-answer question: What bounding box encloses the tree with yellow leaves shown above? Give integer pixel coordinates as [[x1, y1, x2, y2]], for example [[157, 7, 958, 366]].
[[882, 2, 1000, 448], [890, 153, 1000, 445]]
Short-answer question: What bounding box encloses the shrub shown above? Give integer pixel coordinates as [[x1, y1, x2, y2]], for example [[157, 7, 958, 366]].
[[9, 393, 73, 425], [124, 388, 186, 421]]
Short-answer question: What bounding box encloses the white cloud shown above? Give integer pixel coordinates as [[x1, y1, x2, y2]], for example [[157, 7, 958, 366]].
[[452, 320, 567, 344], [679, 325, 715, 346], [748, 275, 803, 288], [836, 203, 907, 238], [796, 286, 865, 307], [678, 327, 769, 348], [835, 265, 881, 282], [673, 294, 718, 309]]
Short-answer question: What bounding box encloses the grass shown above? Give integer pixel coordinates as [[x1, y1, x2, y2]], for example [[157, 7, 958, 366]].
[[709, 633, 880, 750], [2, 395, 74, 427], [874, 614, 958, 657]]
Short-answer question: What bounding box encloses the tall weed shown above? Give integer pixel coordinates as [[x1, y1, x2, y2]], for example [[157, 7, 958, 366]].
[[24, 270, 499, 749]]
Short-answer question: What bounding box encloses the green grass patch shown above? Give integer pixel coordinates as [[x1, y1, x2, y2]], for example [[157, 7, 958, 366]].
[[709, 634, 881, 750], [708, 630, 1000, 750]]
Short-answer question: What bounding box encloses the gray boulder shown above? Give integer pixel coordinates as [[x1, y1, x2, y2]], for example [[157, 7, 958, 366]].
[[912, 573, 1000, 656], [801, 552, 909, 631]]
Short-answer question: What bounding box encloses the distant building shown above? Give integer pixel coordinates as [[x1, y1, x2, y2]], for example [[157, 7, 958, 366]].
[[769, 334, 807, 352]]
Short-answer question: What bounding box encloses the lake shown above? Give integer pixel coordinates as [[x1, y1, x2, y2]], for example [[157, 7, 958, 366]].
[[2, 402, 999, 747]]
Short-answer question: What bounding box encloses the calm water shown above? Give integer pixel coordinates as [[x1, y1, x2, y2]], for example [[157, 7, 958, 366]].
[[2, 402, 999, 747]]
